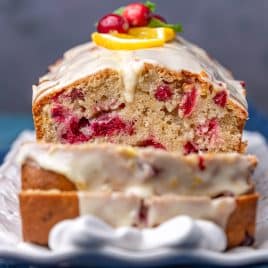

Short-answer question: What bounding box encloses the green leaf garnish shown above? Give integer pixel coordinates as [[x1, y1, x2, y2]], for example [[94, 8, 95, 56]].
[[148, 18, 183, 33], [144, 0, 156, 12], [113, 6, 125, 15]]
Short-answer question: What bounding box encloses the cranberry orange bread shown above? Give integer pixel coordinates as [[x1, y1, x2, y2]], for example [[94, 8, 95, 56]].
[[18, 142, 258, 247], [32, 37, 248, 153], [23, 2, 258, 250]]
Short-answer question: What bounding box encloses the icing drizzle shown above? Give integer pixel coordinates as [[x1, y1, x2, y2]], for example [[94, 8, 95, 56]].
[[33, 37, 247, 111]]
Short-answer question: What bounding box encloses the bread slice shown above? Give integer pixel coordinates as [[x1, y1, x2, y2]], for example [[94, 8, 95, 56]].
[[19, 191, 258, 248], [32, 38, 248, 153], [18, 142, 258, 248], [18, 142, 256, 197]]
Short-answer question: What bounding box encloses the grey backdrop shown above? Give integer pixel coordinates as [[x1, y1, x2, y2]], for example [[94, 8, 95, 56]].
[[0, 0, 267, 114]]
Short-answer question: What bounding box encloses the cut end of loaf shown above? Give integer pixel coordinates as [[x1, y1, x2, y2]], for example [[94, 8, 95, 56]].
[[33, 66, 247, 153]]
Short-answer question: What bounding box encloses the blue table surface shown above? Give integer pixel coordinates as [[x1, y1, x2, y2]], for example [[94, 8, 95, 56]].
[[0, 105, 268, 164]]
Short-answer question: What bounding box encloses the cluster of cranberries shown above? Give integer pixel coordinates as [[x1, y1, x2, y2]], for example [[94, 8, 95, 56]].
[[97, 2, 166, 34], [51, 89, 135, 144], [154, 84, 198, 117], [52, 107, 134, 144]]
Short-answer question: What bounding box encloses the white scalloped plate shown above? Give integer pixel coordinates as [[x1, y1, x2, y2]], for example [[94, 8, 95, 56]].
[[1, 246, 268, 267]]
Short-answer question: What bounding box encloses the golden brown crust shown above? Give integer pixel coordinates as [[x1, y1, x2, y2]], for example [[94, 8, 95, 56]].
[[226, 193, 258, 248], [19, 191, 79, 245], [22, 162, 77, 191], [19, 191, 258, 248]]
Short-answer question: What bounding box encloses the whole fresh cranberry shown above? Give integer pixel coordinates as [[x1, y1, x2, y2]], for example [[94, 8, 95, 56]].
[[240, 81, 246, 88], [151, 13, 167, 23], [97, 14, 129, 33], [122, 3, 151, 26]]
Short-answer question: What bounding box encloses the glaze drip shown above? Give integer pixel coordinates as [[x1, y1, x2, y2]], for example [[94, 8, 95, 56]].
[[33, 37, 247, 111]]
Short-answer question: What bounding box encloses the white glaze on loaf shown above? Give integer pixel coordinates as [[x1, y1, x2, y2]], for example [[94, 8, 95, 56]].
[[146, 195, 236, 228], [17, 142, 255, 197], [76, 191, 236, 229], [33, 37, 247, 111]]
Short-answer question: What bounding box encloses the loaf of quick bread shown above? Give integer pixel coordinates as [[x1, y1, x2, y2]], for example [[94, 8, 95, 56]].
[[32, 37, 248, 154], [22, 1, 258, 250]]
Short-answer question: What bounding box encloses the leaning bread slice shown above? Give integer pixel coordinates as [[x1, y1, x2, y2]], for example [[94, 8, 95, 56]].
[[18, 142, 257, 198]]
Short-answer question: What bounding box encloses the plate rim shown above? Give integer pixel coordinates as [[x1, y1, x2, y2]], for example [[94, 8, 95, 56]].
[[1, 247, 268, 267]]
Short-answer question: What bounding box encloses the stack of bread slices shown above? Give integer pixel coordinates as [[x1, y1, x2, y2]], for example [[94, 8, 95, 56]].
[[18, 35, 258, 249]]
